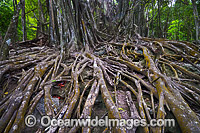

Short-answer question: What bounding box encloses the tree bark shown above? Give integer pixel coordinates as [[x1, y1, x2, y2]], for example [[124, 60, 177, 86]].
[[21, 0, 26, 41], [191, 0, 199, 41], [49, 0, 55, 46], [0, 2, 21, 60]]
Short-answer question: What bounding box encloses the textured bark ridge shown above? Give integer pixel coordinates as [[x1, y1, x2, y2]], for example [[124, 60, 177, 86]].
[[0, 36, 200, 133]]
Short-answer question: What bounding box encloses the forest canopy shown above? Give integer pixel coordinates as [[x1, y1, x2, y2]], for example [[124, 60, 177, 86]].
[[0, 0, 200, 42]]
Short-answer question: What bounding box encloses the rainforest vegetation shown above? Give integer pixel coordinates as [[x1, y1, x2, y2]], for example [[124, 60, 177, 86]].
[[0, 0, 200, 132]]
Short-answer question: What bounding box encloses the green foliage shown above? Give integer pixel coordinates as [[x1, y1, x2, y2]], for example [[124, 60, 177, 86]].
[[148, 0, 196, 41], [166, 1, 195, 41], [129, 1, 133, 6], [167, 20, 186, 40], [0, 1, 13, 37], [0, 0, 43, 40]]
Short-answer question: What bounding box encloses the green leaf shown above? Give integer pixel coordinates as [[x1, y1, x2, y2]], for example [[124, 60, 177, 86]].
[[52, 80, 57, 82]]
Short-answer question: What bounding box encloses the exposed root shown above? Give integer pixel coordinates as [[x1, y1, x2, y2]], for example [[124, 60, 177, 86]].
[[0, 37, 200, 133]]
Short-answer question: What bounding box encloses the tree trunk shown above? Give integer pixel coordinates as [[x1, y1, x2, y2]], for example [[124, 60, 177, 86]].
[[49, 0, 55, 46], [0, 2, 21, 60], [157, 0, 162, 38], [191, 0, 199, 41], [21, 0, 26, 41]]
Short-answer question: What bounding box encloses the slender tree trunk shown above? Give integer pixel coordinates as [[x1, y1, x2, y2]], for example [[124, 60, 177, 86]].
[[151, 0, 154, 37], [13, 0, 16, 11], [0, 32, 2, 45], [53, 1, 60, 46], [138, 5, 141, 35], [21, 0, 26, 41], [157, 0, 162, 38], [191, 0, 199, 41], [163, 11, 169, 38], [0, 2, 21, 60], [145, 6, 150, 37], [38, 0, 45, 36], [56, 0, 64, 54], [49, 0, 55, 46]]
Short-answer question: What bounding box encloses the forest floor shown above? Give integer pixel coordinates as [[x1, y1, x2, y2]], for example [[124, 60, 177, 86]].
[[0, 36, 200, 133]]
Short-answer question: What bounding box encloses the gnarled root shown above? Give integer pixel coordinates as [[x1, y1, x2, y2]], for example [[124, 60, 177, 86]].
[[0, 37, 200, 133]]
